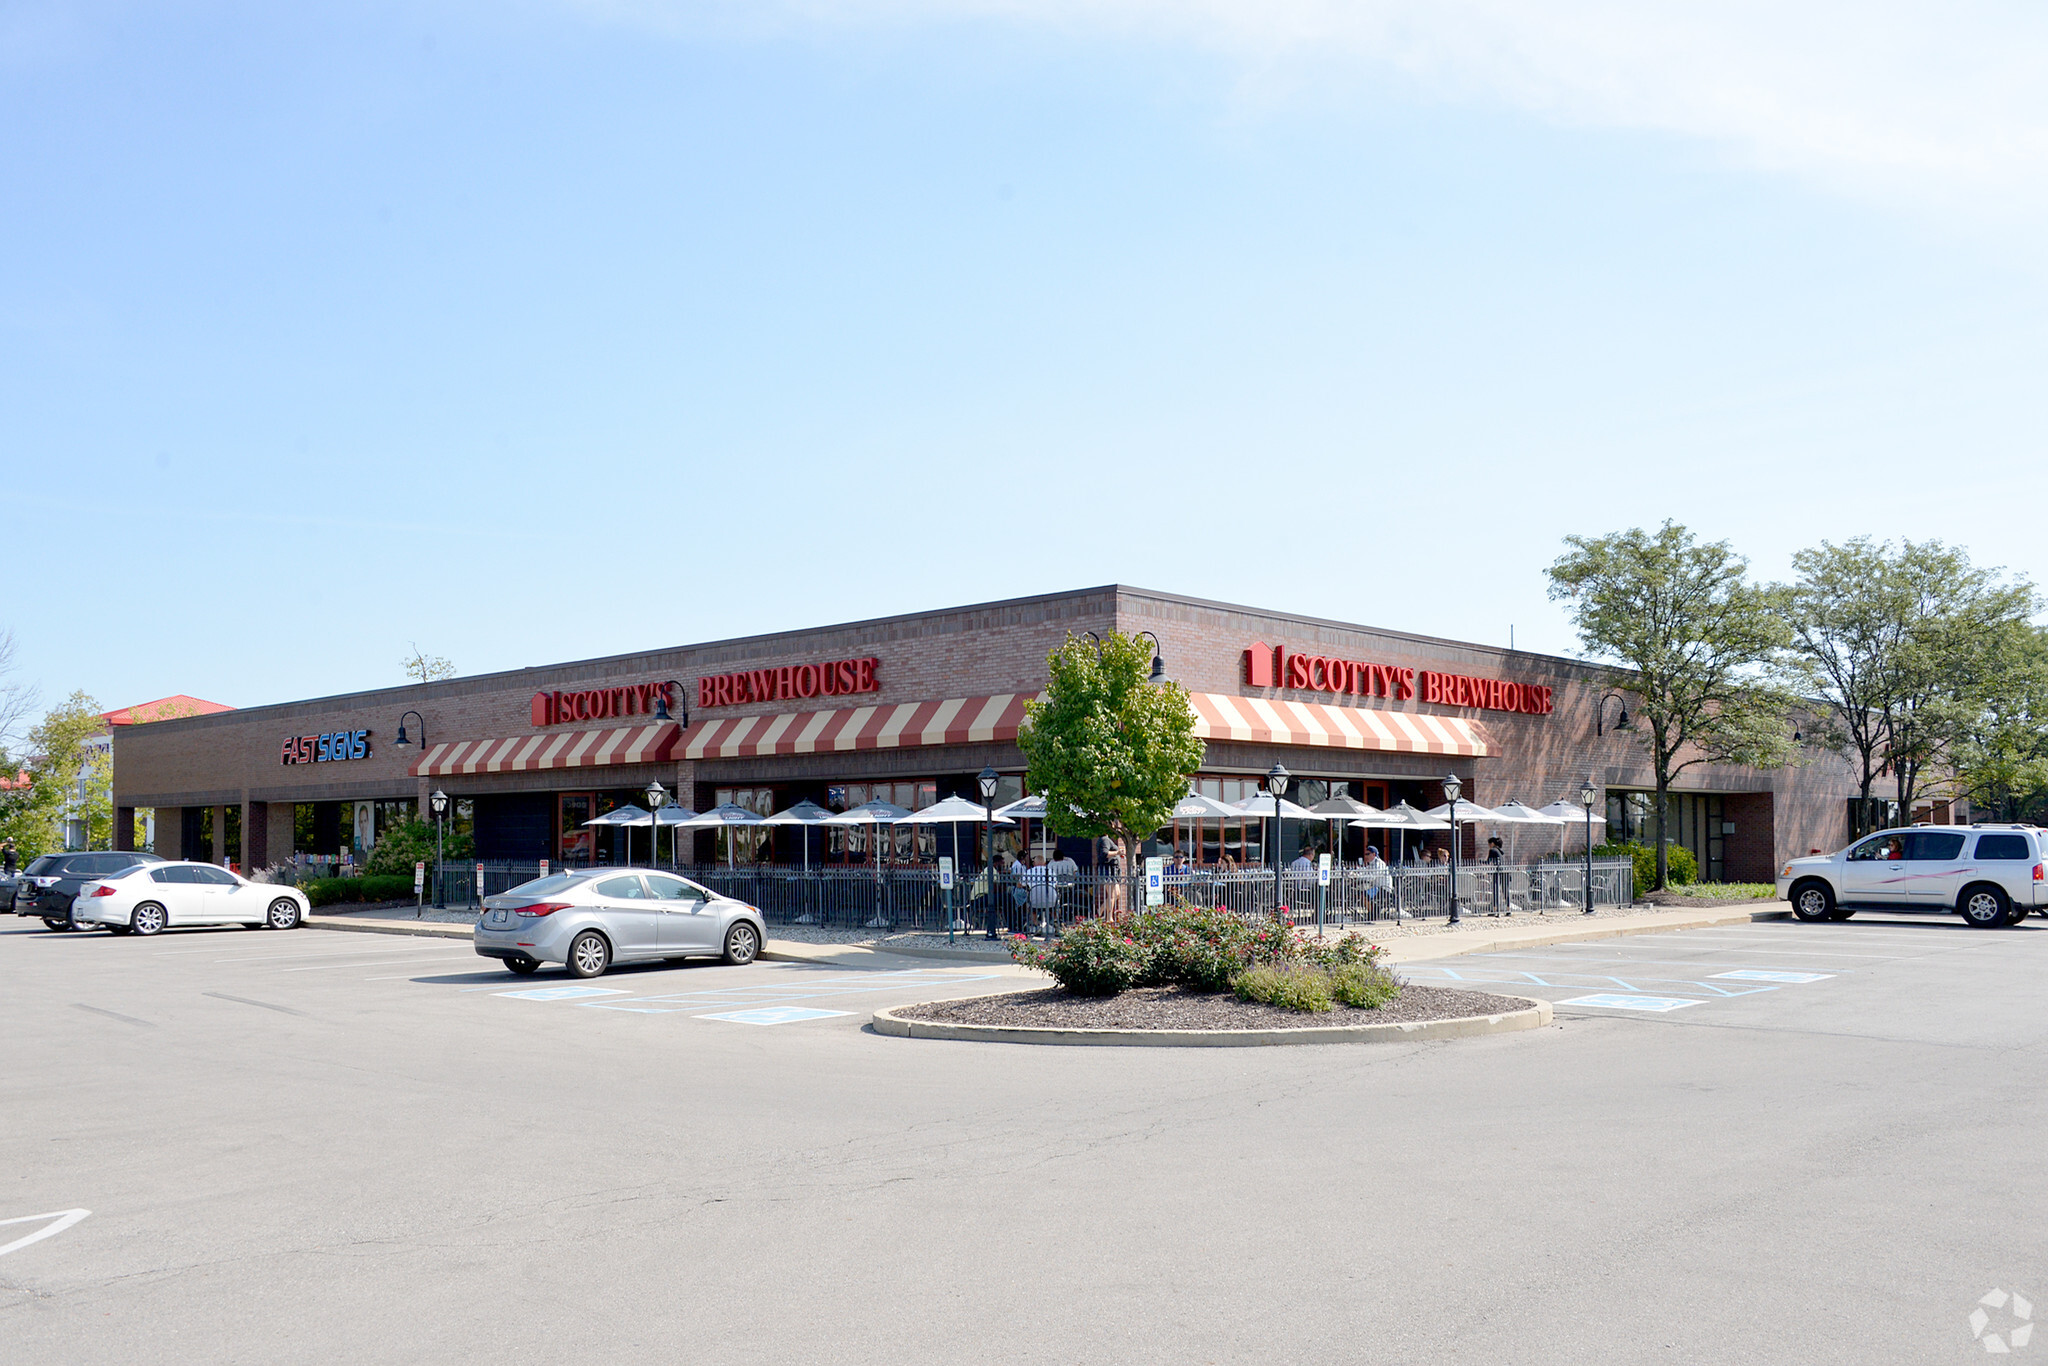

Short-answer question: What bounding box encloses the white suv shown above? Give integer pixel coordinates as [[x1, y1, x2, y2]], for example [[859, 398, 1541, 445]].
[[1776, 825, 2048, 928]]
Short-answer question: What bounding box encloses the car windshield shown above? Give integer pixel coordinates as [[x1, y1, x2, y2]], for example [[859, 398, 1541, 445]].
[[505, 873, 590, 897], [23, 856, 63, 876]]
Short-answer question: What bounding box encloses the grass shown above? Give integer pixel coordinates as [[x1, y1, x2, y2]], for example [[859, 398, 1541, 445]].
[[1679, 882, 1778, 900]]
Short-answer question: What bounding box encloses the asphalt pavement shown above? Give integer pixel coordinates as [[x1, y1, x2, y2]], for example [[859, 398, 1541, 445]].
[[3, 911, 2045, 1364]]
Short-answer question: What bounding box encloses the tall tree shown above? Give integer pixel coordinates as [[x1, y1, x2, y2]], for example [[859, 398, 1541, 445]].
[[0, 692, 110, 856], [402, 643, 457, 683], [1547, 522, 1797, 890], [1018, 630, 1203, 875], [1954, 624, 2048, 823]]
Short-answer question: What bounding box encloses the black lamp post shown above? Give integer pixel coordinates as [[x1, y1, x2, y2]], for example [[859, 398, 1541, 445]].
[[1579, 777, 1598, 915], [1266, 762, 1289, 919], [429, 788, 448, 909], [644, 780, 667, 869], [1443, 771, 1463, 924], [978, 766, 1000, 940], [1135, 631, 1167, 685], [1595, 693, 1632, 736], [394, 710, 425, 752]]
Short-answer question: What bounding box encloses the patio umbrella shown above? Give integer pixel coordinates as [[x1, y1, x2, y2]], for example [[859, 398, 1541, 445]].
[[903, 797, 1017, 924], [1168, 789, 1242, 868], [1423, 800, 1504, 825], [822, 799, 913, 927], [1486, 798, 1565, 863], [1351, 801, 1450, 864], [762, 799, 833, 921], [651, 803, 698, 869], [582, 804, 651, 866], [1538, 799, 1611, 858], [1310, 794, 1386, 864], [1230, 793, 1319, 821], [673, 802, 768, 869]]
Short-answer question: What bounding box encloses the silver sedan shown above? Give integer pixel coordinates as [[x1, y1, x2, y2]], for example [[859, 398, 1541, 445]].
[[473, 868, 765, 979]]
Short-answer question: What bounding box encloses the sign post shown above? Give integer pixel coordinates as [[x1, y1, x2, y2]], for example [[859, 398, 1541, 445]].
[[414, 861, 425, 918], [1144, 856, 1164, 908], [539, 859, 549, 880], [475, 862, 485, 909], [938, 856, 955, 944], [1317, 852, 1331, 937]]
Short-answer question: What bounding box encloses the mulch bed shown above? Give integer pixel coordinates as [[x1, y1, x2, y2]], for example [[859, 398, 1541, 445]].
[[891, 983, 1533, 1031]]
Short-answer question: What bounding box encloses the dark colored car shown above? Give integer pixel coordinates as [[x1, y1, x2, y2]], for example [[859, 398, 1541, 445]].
[[12, 851, 168, 930]]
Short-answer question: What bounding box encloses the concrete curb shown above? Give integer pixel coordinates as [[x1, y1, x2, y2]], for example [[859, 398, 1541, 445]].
[[759, 939, 1015, 967], [305, 915, 473, 940], [1379, 906, 1789, 965], [870, 994, 1552, 1047]]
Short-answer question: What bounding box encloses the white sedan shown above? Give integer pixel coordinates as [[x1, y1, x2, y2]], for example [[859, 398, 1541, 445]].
[[73, 862, 309, 936]]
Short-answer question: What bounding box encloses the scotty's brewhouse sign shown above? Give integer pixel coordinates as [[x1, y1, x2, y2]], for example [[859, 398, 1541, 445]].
[[1245, 643, 1552, 716]]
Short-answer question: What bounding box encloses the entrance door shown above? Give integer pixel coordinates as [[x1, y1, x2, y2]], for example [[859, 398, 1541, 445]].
[[1839, 833, 1909, 906]]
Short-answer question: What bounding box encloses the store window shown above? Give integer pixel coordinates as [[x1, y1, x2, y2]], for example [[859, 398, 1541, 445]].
[[713, 788, 780, 864], [824, 781, 937, 862]]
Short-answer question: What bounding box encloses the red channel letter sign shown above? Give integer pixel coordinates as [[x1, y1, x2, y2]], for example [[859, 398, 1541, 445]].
[[698, 656, 879, 708], [532, 682, 676, 728], [1244, 644, 1551, 716]]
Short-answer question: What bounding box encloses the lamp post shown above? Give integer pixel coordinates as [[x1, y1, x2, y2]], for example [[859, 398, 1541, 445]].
[[429, 788, 448, 909], [1135, 631, 1167, 684], [1579, 777, 1598, 915], [1267, 762, 1289, 920], [978, 767, 1000, 940], [1443, 772, 1462, 924], [644, 780, 667, 869], [394, 710, 425, 753]]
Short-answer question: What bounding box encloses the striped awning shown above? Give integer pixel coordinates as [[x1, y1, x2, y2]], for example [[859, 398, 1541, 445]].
[[1189, 694, 1493, 757], [683, 694, 1033, 761], [679, 691, 1491, 762], [409, 723, 681, 777]]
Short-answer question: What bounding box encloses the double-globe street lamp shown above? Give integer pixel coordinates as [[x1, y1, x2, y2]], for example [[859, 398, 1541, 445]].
[[978, 766, 1000, 940], [1579, 776, 1599, 915], [429, 788, 448, 909], [1443, 771, 1463, 925], [1266, 762, 1289, 919]]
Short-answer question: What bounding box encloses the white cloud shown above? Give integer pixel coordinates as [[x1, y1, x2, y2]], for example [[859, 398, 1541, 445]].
[[576, 0, 2048, 227]]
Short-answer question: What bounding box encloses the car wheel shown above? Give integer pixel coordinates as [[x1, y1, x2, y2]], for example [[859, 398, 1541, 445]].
[[2004, 901, 2030, 926], [1959, 884, 2011, 928], [131, 902, 168, 937], [265, 898, 302, 931], [108, 924, 134, 936], [565, 932, 610, 979], [1790, 881, 1835, 922], [503, 955, 540, 975], [41, 915, 69, 931], [1827, 906, 1855, 921], [722, 922, 760, 966]]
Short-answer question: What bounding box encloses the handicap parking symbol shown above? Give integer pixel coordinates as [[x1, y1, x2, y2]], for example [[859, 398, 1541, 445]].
[[1558, 993, 1706, 1013], [694, 1006, 853, 1026], [496, 985, 631, 1002]]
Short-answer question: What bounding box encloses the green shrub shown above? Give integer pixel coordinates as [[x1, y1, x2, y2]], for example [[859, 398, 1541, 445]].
[[1232, 964, 1333, 1012], [360, 874, 414, 902], [1010, 906, 1394, 997], [302, 877, 363, 907], [1329, 962, 1402, 1009], [364, 819, 474, 878], [1593, 840, 1698, 889]]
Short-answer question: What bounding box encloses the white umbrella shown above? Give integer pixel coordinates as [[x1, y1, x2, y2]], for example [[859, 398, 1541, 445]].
[[582, 804, 652, 866], [1231, 794, 1320, 821], [1173, 790, 1243, 820], [994, 794, 1048, 820], [822, 799, 913, 927], [1351, 801, 1450, 864], [1539, 799, 1611, 858], [673, 802, 767, 869], [761, 799, 833, 918], [651, 803, 698, 869], [899, 795, 1015, 826], [1423, 801, 1504, 825], [1484, 798, 1564, 863], [1311, 795, 1385, 864]]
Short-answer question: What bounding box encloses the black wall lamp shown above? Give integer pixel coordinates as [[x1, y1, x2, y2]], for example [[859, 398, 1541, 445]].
[[1596, 692, 1632, 736]]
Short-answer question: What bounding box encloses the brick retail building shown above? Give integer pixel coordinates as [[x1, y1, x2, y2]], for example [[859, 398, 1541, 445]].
[[112, 586, 1890, 880]]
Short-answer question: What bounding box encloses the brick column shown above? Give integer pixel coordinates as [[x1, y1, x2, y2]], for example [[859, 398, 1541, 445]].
[[266, 803, 296, 867], [155, 806, 180, 859], [115, 807, 136, 852]]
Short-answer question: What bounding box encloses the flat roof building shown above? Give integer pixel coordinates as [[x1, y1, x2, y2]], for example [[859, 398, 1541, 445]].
[[112, 586, 1886, 881]]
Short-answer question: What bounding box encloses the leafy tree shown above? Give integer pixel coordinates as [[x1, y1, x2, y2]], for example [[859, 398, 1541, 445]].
[[0, 628, 35, 754], [1547, 522, 1797, 890], [364, 818, 474, 877], [1018, 630, 1204, 872], [1953, 623, 2048, 823], [0, 692, 110, 856], [402, 643, 457, 683]]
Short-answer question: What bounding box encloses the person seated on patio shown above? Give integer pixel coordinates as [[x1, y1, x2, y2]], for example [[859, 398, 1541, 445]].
[[1361, 846, 1391, 901], [1169, 851, 1192, 875]]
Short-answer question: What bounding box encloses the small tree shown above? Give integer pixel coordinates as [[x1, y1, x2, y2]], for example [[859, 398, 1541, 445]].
[[1017, 630, 1203, 874], [402, 644, 457, 683], [1547, 523, 1798, 890], [2, 692, 111, 856]]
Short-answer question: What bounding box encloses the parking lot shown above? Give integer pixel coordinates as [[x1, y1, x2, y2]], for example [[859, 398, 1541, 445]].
[[5, 913, 2048, 1365]]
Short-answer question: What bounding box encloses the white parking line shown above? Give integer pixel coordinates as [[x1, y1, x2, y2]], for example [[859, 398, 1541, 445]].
[[207, 944, 452, 965]]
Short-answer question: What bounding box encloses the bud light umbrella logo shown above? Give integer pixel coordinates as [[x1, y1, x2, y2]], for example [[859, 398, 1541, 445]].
[[1971, 1288, 2033, 1353]]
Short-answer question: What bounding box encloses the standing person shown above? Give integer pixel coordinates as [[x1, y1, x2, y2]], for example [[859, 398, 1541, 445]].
[[1361, 844, 1395, 917], [1486, 835, 1511, 916], [1, 837, 16, 877]]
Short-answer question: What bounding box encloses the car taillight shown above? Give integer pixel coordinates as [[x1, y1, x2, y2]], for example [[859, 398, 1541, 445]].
[[90, 884, 117, 897], [2034, 864, 2044, 883], [514, 902, 571, 918]]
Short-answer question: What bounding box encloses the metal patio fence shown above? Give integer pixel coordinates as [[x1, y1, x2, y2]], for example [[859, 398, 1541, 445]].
[[423, 858, 1635, 934]]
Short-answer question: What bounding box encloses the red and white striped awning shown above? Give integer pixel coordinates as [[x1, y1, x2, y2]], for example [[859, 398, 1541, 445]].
[[409, 723, 681, 777], [678, 691, 1491, 762], [1189, 693, 1492, 756], [682, 694, 1034, 761]]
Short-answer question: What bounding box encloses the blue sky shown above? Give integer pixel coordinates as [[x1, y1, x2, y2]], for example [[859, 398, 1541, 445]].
[[4, 0, 2045, 718]]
